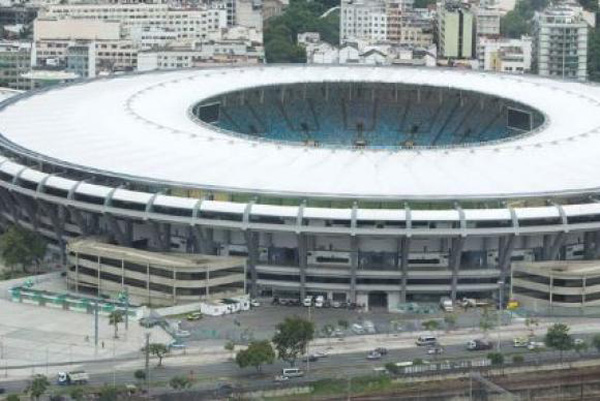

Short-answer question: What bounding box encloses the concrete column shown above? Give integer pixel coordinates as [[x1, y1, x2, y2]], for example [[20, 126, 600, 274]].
[[548, 232, 566, 261], [75, 252, 79, 293], [97, 256, 101, 295], [498, 235, 515, 284], [172, 269, 177, 304], [244, 231, 259, 297], [450, 237, 465, 302], [583, 232, 594, 260], [400, 237, 410, 303], [146, 263, 151, 305], [297, 234, 307, 300], [350, 236, 359, 303], [542, 234, 552, 260]]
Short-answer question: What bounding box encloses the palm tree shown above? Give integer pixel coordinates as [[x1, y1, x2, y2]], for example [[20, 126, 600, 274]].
[[109, 311, 124, 339]]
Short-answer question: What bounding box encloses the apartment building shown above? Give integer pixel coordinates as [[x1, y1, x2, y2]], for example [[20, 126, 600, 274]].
[[533, 3, 588, 81], [437, 0, 474, 59], [477, 35, 532, 73], [0, 41, 31, 90], [340, 0, 387, 44], [42, 3, 227, 41]]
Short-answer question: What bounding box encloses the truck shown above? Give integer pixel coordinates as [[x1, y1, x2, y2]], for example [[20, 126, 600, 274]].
[[461, 298, 490, 308], [57, 371, 89, 385], [439, 297, 454, 312], [466, 339, 493, 351]]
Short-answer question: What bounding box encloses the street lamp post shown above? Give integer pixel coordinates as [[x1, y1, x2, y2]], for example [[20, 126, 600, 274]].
[[497, 280, 504, 351]]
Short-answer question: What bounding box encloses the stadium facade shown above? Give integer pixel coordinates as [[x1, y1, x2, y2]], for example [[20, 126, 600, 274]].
[[1, 65, 600, 309]]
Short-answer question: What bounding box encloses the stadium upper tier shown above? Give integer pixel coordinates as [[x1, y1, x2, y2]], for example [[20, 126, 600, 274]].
[[195, 82, 544, 148], [1, 65, 600, 201]]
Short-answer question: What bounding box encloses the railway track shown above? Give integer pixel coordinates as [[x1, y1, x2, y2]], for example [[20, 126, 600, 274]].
[[311, 365, 600, 401]]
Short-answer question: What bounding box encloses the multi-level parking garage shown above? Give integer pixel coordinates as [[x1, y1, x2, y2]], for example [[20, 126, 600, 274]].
[[2, 65, 600, 309]]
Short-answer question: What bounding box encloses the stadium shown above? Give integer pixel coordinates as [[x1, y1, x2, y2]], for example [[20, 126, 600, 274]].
[[1, 64, 600, 311]]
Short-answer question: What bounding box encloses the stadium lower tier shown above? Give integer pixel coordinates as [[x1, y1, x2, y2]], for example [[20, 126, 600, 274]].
[[2, 173, 600, 309]]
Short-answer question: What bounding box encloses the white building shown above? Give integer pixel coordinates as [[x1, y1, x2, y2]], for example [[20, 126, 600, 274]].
[[533, 3, 588, 81], [129, 26, 179, 50], [477, 35, 532, 73], [340, 0, 387, 44], [42, 3, 227, 41], [475, 3, 500, 38]]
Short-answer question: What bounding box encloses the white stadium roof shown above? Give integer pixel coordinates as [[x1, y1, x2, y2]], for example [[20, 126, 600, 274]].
[[1, 65, 600, 200]]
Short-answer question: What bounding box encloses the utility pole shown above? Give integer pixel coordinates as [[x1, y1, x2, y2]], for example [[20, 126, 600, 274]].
[[145, 332, 150, 400], [94, 299, 99, 349], [497, 280, 504, 351]]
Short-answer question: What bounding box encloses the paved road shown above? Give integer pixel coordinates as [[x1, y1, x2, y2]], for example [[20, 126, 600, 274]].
[[0, 333, 595, 398]]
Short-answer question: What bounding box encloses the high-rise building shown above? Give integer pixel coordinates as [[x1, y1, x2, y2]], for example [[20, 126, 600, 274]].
[[0, 41, 31, 90], [436, 1, 474, 59], [340, 0, 387, 44], [533, 4, 588, 81], [475, 3, 500, 39]]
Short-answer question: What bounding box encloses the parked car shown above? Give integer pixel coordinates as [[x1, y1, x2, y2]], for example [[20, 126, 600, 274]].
[[366, 351, 382, 360], [138, 317, 161, 328], [168, 341, 187, 350], [527, 341, 546, 350], [274, 375, 289, 382], [305, 354, 319, 362], [250, 299, 261, 307], [374, 347, 388, 355], [427, 346, 444, 355], [351, 324, 365, 334], [332, 301, 342, 308], [513, 337, 529, 348], [574, 338, 585, 346], [186, 312, 203, 321], [314, 350, 329, 358]]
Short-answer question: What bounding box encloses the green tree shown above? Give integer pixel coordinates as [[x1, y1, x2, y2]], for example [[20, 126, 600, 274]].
[[338, 319, 349, 330], [143, 343, 170, 367], [322, 324, 335, 337], [487, 352, 505, 366], [69, 387, 85, 401], [264, 0, 340, 63], [443, 314, 457, 331], [6, 394, 20, 401], [385, 362, 400, 375], [98, 385, 119, 401], [108, 310, 124, 339], [545, 323, 573, 362], [512, 354, 524, 364], [0, 226, 47, 275], [169, 375, 192, 391], [235, 340, 276, 372], [134, 369, 146, 383], [224, 340, 235, 359], [272, 316, 315, 366], [479, 308, 496, 338], [573, 340, 588, 356], [25, 374, 50, 401], [592, 334, 600, 353], [412, 358, 424, 366], [422, 320, 440, 332]]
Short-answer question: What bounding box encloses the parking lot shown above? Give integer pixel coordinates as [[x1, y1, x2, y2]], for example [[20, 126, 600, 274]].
[[175, 297, 490, 344]]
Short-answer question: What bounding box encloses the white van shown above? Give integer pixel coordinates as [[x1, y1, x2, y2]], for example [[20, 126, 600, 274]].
[[315, 295, 325, 308], [282, 368, 304, 377], [416, 336, 437, 346], [303, 296, 313, 307]]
